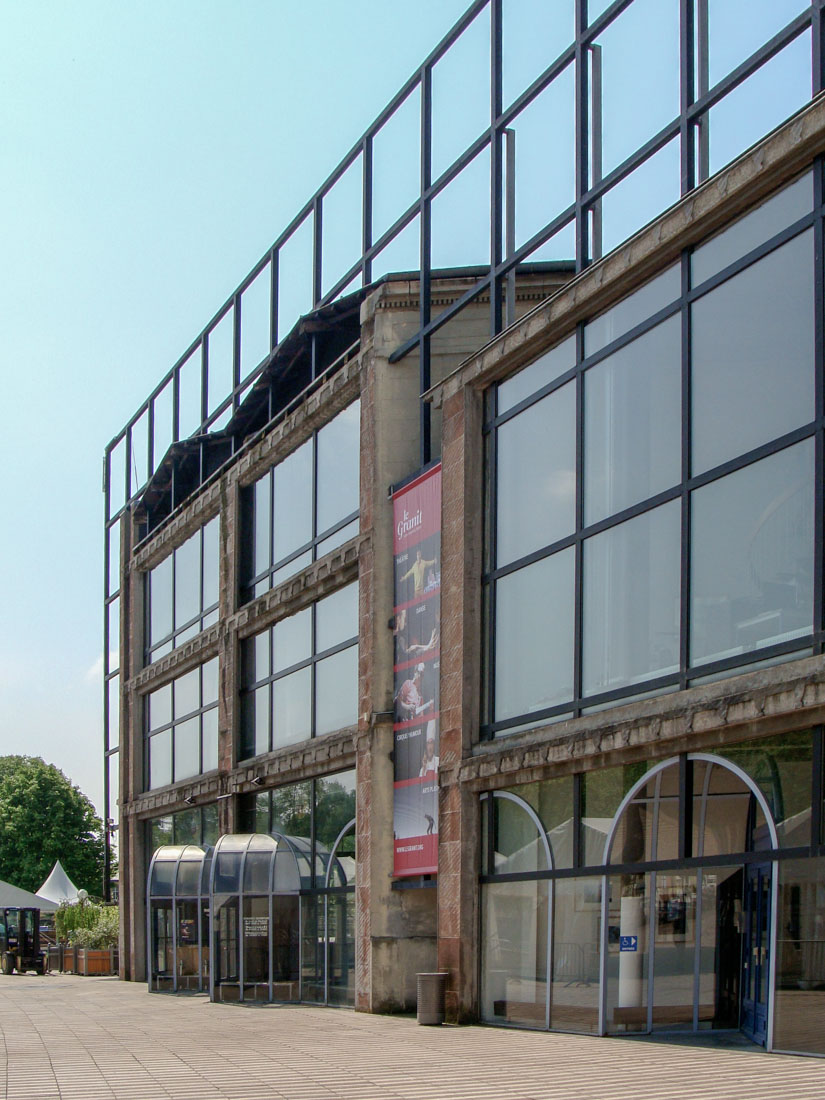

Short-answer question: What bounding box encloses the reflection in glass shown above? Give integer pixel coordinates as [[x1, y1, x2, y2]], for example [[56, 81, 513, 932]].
[[317, 402, 360, 535], [497, 335, 576, 415], [496, 382, 575, 568], [150, 730, 172, 789], [598, 138, 681, 258], [583, 501, 680, 696], [774, 858, 825, 1055], [481, 880, 548, 1028], [494, 548, 575, 723], [494, 796, 549, 876], [502, 776, 575, 870], [551, 877, 601, 1032], [201, 708, 218, 773], [690, 441, 814, 666], [316, 583, 358, 653], [272, 609, 311, 673], [273, 440, 313, 563], [606, 873, 650, 1033], [174, 717, 200, 781], [691, 172, 812, 286], [691, 231, 814, 474], [584, 264, 680, 357], [582, 763, 648, 866], [174, 668, 199, 719], [652, 872, 696, 1029], [273, 667, 312, 748], [585, 316, 680, 524], [315, 646, 358, 736]]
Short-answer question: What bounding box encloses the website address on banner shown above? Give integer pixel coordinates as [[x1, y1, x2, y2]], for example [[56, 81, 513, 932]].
[[396, 844, 424, 853]]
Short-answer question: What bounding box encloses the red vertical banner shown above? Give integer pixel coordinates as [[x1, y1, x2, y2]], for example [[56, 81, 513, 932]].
[[392, 464, 441, 876]]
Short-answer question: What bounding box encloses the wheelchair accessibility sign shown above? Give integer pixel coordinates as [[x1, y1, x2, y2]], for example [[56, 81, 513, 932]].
[[620, 936, 638, 952]]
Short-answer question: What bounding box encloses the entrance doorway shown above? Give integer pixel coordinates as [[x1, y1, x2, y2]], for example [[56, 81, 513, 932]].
[[741, 863, 771, 1045]]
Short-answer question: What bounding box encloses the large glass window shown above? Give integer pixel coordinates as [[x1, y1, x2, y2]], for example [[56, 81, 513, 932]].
[[240, 402, 360, 602], [145, 517, 219, 664], [145, 659, 219, 789], [484, 171, 817, 738], [239, 583, 359, 759]]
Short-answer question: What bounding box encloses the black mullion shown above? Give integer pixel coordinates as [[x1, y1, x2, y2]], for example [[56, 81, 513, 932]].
[[485, 402, 498, 734], [813, 159, 825, 648], [579, 0, 635, 45], [388, 271, 493, 364], [232, 291, 242, 413], [679, 0, 695, 196], [680, 251, 691, 689], [815, 0, 825, 96], [481, 843, 813, 885], [687, 10, 811, 122], [689, 213, 816, 303], [490, 0, 503, 340], [686, 635, 818, 683], [490, 362, 580, 428], [420, 60, 433, 466], [312, 196, 323, 311], [573, 324, 584, 715], [574, 0, 589, 272], [486, 792, 495, 876], [812, 727, 823, 848], [362, 135, 373, 287], [688, 423, 817, 493], [310, 604, 317, 740], [269, 248, 279, 353], [572, 773, 583, 869], [200, 335, 209, 430]]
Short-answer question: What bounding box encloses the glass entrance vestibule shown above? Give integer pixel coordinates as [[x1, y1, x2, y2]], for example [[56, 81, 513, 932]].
[[148, 823, 355, 1006], [480, 732, 825, 1056]]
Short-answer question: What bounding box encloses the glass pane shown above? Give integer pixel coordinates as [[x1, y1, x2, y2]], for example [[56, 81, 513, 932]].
[[583, 500, 680, 696], [107, 520, 121, 596], [585, 315, 680, 524], [494, 548, 575, 723], [253, 686, 270, 757], [172, 717, 198, 781], [503, 775, 576, 870], [652, 871, 696, 1029], [497, 334, 576, 415], [277, 216, 313, 343], [107, 751, 119, 811], [271, 780, 312, 840], [273, 439, 313, 562], [606, 873, 650, 1033], [431, 146, 491, 270], [315, 771, 357, 853], [149, 815, 173, 854], [254, 475, 272, 576], [316, 518, 360, 560], [174, 530, 201, 629], [315, 646, 358, 736], [692, 230, 814, 474], [610, 784, 656, 865], [701, 765, 752, 856], [496, 381, 575, 568], [174, 668, 199, 719], [372, 87, 420, 243], [272, 608, 311, 674], [149, 554, 173, 647], [551, 877, 602, 1032], [706, 0, 808, 88], [774, 857, 825, 1055], [202, 517, 219, 610], [148, 684, 172, 732], [272, 667, 312, 748], [715, 731, 814, 848], [494, 796, 548, 875], [691, 172, 813, 286], [201, 658, 219, 706], [202, 804, 219, 846], [173, 807, 200, 848], [202, 708, 219, 773], [107, 675, 120, 748], [322, 153, 363, 298], [149, 729, 172, 789], [316, 582, 359, 653], [481, 880, 549, 1028], [317, 401, 360, 534], [690, 441, 814, 666], [240, 263, 271, 381], [582, 763, 649, 866], [585, 264, 680, 357], [430, 4, 489, 180]]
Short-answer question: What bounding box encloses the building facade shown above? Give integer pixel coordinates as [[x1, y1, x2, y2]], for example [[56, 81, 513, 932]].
[[106, 0, 825, 1056]]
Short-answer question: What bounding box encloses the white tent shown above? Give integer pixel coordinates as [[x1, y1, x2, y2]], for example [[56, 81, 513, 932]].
[[0, 879, 59, 913], [36, 861, 80, 905]]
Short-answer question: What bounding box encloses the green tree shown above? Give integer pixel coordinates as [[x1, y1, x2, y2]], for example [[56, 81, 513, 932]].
[[0, 756, 105, 895]]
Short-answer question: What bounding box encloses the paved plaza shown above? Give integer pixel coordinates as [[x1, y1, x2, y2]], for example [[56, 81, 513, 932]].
[[0, 973, 823, 1100]]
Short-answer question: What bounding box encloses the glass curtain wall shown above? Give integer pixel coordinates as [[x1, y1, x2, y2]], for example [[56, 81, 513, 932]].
[[239, 584, 359, 759], [479, 731, 823, 1054], [483, 168, 817, 737], [147, 845, 211, 994], [239, 401, 360, 603], [144, 517, 219, 664], [144, 659, 219, 789]]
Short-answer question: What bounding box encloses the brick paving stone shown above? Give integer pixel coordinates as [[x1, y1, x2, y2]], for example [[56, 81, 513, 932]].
[[1, 973, 824, 1099]]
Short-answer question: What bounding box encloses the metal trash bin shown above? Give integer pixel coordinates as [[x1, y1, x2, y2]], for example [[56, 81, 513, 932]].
[[417, 971, 448, 1025]]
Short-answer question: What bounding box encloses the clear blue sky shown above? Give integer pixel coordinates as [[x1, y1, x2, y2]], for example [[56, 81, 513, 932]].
[[0, 0, 469, 816]]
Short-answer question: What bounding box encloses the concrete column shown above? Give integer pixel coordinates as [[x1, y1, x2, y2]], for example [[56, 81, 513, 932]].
[[437, 384, 484, 1022]]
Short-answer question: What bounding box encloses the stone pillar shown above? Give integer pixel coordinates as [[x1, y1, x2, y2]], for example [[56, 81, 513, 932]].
[[437, 384, 484, 1022]]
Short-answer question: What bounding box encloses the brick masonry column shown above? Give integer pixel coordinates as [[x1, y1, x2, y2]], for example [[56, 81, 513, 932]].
[[437, 384, 483, 1022]]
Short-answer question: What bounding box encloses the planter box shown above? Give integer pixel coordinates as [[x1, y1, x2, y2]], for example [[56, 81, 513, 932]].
[[76, 948, 118, 975]]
